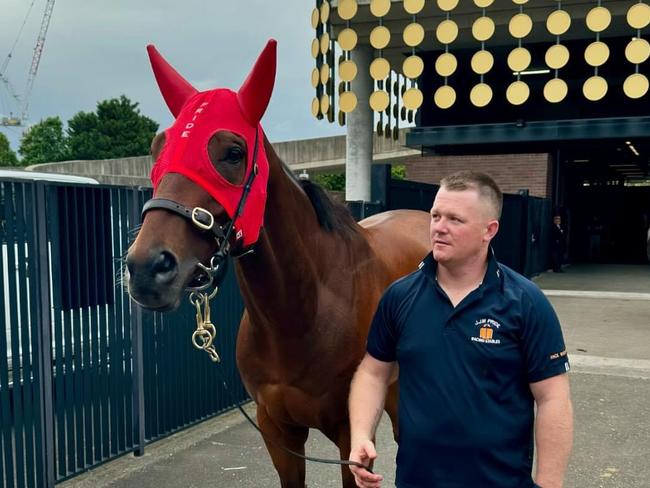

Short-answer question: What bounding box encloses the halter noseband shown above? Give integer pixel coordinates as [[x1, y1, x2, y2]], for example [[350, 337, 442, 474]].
[[141, 127, 260, 293]]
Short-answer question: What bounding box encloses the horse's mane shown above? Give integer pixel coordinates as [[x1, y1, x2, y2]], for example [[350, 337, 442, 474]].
[[280, 161, 359, 239]]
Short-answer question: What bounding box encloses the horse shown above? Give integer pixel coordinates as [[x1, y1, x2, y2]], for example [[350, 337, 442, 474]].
[[126, 39, 431, 488]]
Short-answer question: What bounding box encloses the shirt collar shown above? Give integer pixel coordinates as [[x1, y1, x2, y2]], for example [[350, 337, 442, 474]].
[[418, 247, 503, 291]]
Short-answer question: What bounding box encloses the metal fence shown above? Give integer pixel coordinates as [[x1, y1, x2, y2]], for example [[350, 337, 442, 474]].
[[0, 179, 247, 488]]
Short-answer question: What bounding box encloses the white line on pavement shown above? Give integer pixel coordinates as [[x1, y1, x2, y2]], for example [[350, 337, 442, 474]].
[[542, 289, 650, 301], [570, 354, 650, 379]]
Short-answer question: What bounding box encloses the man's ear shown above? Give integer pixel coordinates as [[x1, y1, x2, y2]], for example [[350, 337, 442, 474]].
[[484, 220, 499, 242]]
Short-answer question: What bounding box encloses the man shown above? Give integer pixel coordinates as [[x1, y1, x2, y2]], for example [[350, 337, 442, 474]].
[[550, 215, 566, 272], [349, 171, 573, 488]]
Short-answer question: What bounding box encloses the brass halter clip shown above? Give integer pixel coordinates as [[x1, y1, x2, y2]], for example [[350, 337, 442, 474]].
[[190, 291, 221, 363]]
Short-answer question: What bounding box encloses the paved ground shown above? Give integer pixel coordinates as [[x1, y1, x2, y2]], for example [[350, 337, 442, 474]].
[[59, 264, 650, 488]]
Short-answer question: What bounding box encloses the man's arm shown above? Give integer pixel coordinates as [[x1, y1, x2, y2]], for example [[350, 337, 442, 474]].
[[530, 373, 573, 488], [348, 353, 395, 488]]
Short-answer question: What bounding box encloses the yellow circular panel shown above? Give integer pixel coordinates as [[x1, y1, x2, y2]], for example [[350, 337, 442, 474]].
[[437, 0, 458, 11], [584, 41, 610, 67], [320, 32, 330, 54], [544, 78, 568, 103], [339, 91, 358, 112], [508, 47, 532, 72], [311, 38, 319, 58], [470, 83, 493, 107], [370, 57, 390, 80], [471, 50, 494, 74], [474, 0, 494, 7], [320, 64, 330, 84], [311, 68, 319, 88], [320, 1, 330, 23], [624, 73, 650, 99], [339, 60, 358, 82], [544, 78, 569, 103], [404, 0, 425, 14], [403, 88, 423, 109], [338, 0, 358, 20], [583, 76, 608, 101], [506, 80, 530, 105], [311, 97, 320, 117], [545, 44, 570, 70], [434, 85, 457, 109], [472, 16, 495, 42], [628, 3, 650, 29], [586, 6, 611, 33], [512, 0, 528, 4], [435, 52, 457, 76], [509, 13, 533, 39], [320, 94, 330, 114], [546, 10, 571, 35], [370, 0, 391, 17], [403, 55, 425, 78], [404, 22, 425, 47], [436, 19, 459, 44], [626, 38, 650, 64], [370, 26, 391, 49], [369, 90, 390, 112], [311, 8, 320, 29], [338, 28, 358, 51]]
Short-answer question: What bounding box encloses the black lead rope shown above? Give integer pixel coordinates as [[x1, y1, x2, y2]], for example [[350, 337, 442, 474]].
[[215, 367, 374, 474]]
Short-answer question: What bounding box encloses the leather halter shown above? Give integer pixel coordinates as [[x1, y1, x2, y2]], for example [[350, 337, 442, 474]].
[[141, 128, 260, 291]]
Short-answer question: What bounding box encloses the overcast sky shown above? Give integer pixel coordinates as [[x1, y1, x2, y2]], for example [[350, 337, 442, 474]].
[[0, 0, 345, 152]]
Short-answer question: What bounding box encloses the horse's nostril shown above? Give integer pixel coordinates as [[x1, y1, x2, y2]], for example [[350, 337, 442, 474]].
[[151, 250, 178, 281]]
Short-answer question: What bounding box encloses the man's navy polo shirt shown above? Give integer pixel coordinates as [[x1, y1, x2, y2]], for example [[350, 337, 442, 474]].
[[367, 252, 569, 488]]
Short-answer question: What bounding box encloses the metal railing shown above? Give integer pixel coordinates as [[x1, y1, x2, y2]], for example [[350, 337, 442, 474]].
[[0, 179, 247, 488]]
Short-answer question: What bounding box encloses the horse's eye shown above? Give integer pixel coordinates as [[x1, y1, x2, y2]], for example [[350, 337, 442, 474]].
[[225, 146, 244, 164]]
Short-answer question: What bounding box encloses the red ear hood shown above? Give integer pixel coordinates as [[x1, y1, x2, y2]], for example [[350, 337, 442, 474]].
[[237, 39, 277, 125], [147, 40, 278, 247], [147, 44, 198, 117]]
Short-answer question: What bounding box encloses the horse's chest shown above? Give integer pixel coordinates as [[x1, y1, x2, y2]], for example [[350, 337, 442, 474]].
[[256, 383, 336, 428]]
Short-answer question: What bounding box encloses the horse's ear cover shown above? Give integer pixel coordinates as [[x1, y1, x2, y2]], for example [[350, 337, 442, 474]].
[[147, 40, 277, 247], [147, 45, 198, 117]]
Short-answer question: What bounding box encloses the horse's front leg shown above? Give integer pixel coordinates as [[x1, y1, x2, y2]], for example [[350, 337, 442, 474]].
[[257, 405, 309, 488], [323, 422, 357, 488]]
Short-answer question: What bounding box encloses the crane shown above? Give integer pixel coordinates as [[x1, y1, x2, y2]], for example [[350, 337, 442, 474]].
[[1, 0, 56, 127]]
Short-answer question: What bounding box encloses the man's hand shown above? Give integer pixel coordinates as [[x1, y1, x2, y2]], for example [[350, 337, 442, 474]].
[[349, 439, 383, 488]]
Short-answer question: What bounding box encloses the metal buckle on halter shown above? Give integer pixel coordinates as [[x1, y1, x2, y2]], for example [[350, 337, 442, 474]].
[[191, 207, 214, 231]]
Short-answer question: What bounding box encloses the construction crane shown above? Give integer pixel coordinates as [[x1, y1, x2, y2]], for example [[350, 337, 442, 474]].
[[1, 0, 56, 127]]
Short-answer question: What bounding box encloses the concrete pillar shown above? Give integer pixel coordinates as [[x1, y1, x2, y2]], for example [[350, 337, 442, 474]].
[[346, 44, 373, 202]]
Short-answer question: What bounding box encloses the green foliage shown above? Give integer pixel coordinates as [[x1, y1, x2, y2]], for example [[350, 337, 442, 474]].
[[313, 172, 346, 192], [312, 165, 408, 192], [18, 117, 69, 165], [0, 132, 19, 166], [391, 165, 406, 180], [67, 95, 158, 160]]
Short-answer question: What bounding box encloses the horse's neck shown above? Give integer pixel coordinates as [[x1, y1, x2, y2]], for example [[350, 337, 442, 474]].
[[234, 138, 331, 330]]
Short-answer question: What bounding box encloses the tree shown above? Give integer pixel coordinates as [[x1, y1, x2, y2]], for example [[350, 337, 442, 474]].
[[0, 132, 19, 166], [18, 117, 69, 165], [67, 95, 158, 160]]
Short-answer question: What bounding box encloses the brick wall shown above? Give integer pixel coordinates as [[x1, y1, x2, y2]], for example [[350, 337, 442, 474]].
[[402, 153, 553, 198]]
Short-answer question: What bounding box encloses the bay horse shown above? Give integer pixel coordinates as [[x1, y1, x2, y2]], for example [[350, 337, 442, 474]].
[[126, 39, 431, 487]]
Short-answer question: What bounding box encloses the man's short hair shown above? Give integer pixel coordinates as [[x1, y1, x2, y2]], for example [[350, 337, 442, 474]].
[[440, 171, 503, 219]]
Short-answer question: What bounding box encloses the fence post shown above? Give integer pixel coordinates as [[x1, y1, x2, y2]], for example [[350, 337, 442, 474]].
[[33, 182, 55, 488], [130, 189, 146, 456]]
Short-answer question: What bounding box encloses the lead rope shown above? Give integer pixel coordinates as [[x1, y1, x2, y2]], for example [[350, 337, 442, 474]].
[[188, 287, 373, 474]]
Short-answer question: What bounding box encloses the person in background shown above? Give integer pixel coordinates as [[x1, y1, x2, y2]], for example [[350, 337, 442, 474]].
[[551, 214, 566, 272], [348, 171, 573, 488]]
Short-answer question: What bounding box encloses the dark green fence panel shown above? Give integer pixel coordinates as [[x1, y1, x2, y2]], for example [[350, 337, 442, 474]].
[[1, 179, 248, 488]]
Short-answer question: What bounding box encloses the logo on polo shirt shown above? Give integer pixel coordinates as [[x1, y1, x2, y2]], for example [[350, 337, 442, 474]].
[[471, 318, 502, 345]]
